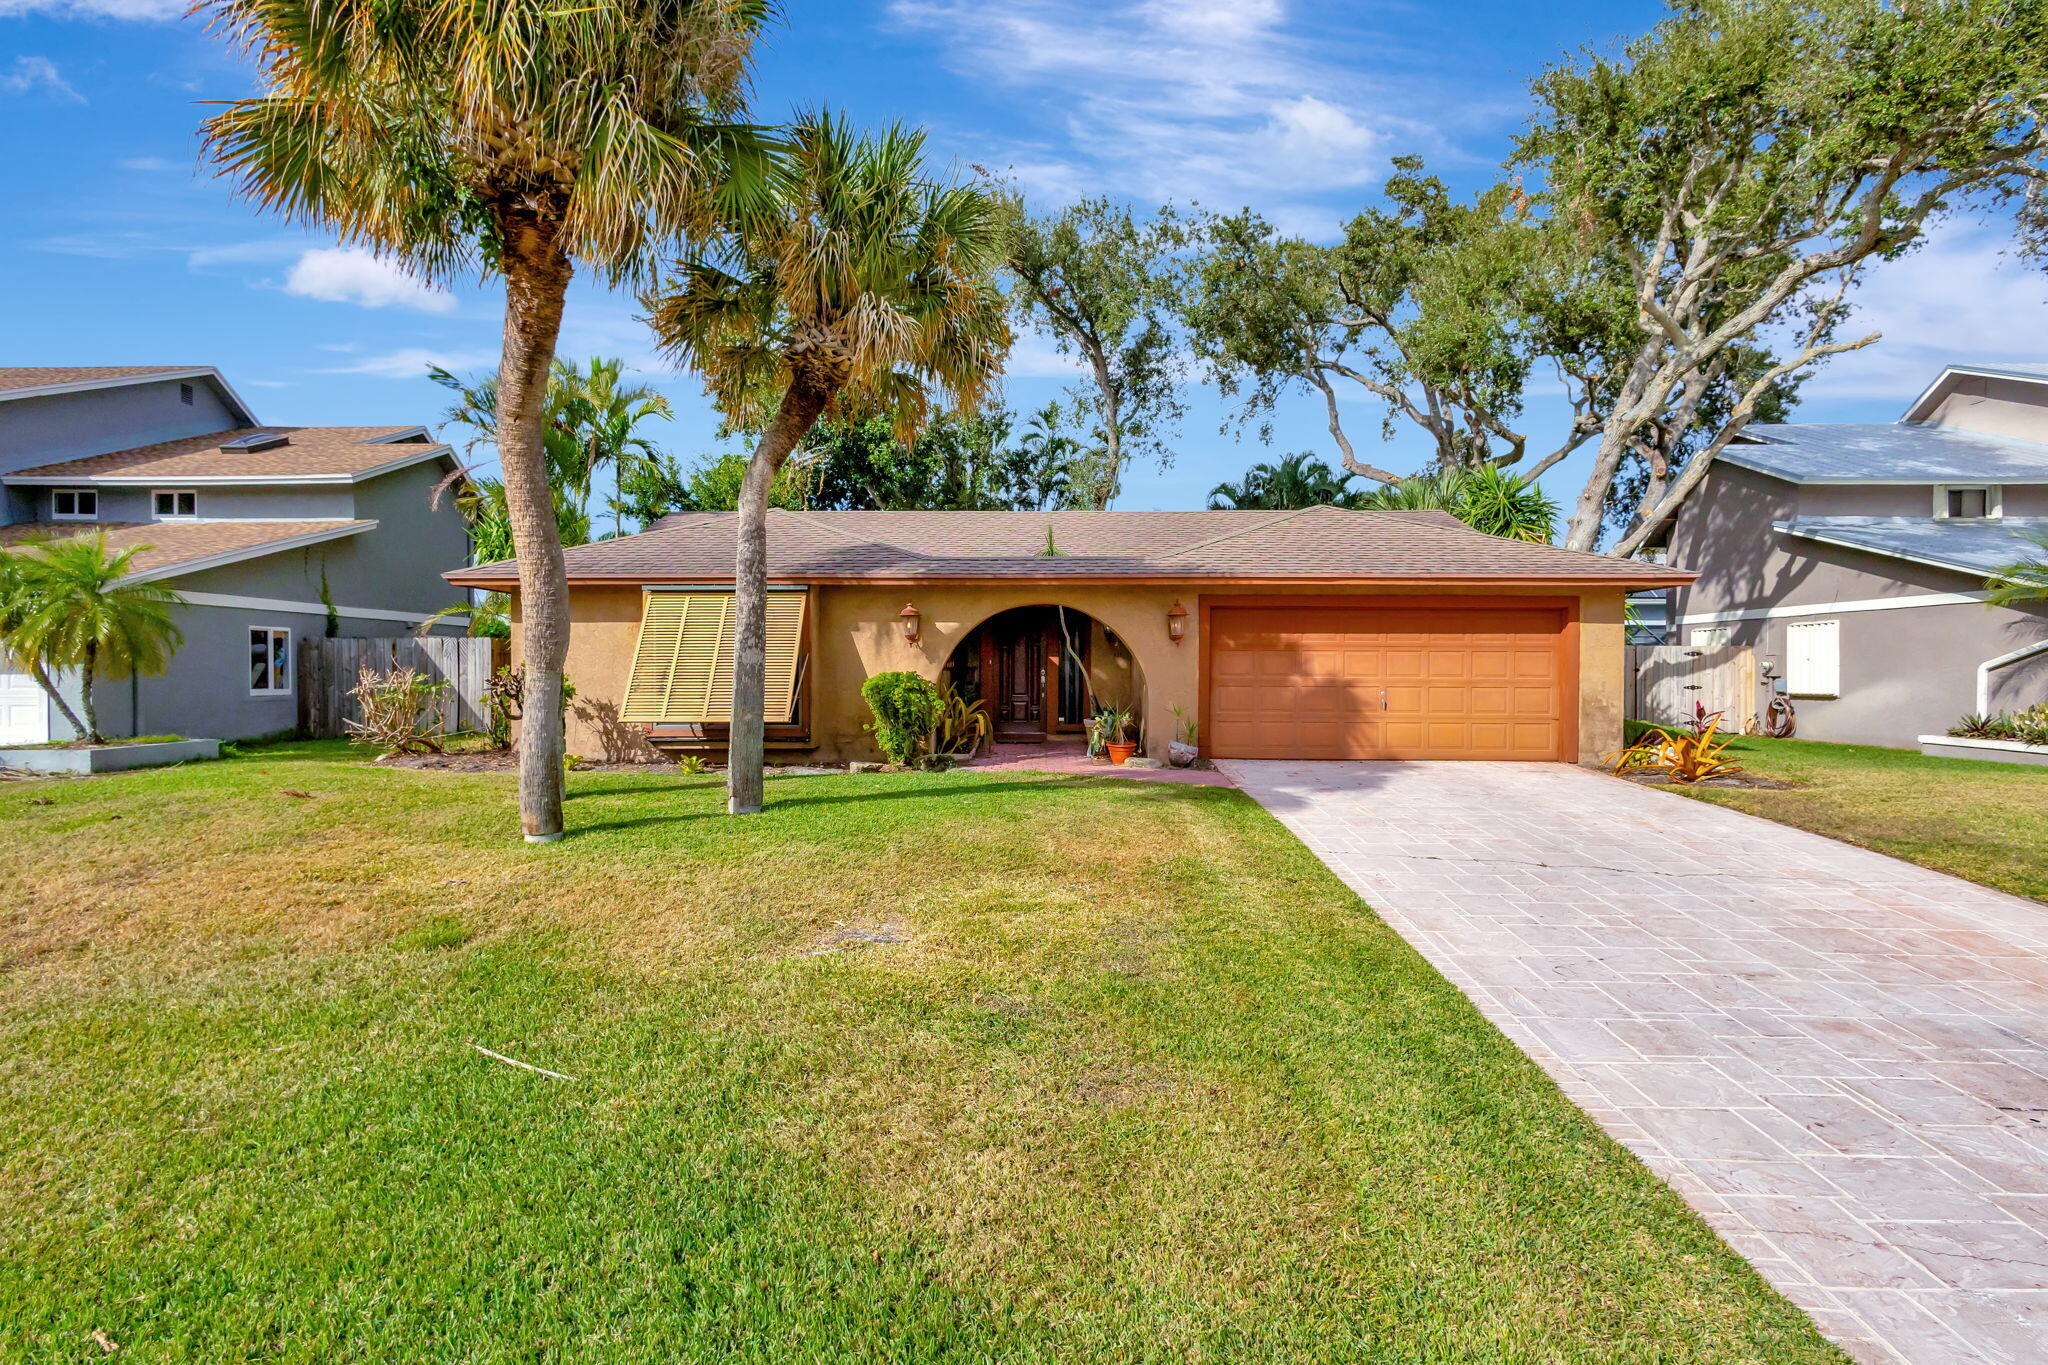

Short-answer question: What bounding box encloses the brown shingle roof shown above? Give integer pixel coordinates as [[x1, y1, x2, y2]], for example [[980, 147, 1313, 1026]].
[[449, 507, 1693, 586], [2, 520, 373, 579], [4, 427, 447, 483], [0, 366, 205, 394]]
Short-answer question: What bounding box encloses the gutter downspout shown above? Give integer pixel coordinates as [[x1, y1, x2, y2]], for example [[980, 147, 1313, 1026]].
[[1977, 638, 2048, 716]]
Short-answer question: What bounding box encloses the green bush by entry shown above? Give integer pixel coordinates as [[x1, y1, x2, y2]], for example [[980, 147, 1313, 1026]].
[[861, 671, 943, 764]]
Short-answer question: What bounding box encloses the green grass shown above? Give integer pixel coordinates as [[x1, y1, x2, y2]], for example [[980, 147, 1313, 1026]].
[[1665, 734, 2048, 902], [0, 741, 1844, 1364]]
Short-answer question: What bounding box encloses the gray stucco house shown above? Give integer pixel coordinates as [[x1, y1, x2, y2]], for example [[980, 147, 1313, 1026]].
[[0, 366, 469, 742], [1655, 362, 2048, 747]]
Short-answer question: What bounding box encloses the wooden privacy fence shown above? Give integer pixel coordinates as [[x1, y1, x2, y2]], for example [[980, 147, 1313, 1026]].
[[299, 636, 503, 739], [1626, 644, 1759, 732]]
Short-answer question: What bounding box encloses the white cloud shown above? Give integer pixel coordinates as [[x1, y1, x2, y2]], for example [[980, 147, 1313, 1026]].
[[118, 155, 176, 172], [890, 0, 1433, 227], [1794, 222, 2048, 408], [322, 347, 495, 380], [1002, 329, 1089, 380], [1, 56, 83, 103], [283, 247, 457, 314], [0, 0, 184, 18]]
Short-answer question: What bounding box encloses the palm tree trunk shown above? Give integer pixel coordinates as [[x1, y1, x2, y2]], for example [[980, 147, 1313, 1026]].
[[22, 658, 88, 741], [728, 380, 833, 815], [80, 640, 103, 745], [497, 217, 576, 842]]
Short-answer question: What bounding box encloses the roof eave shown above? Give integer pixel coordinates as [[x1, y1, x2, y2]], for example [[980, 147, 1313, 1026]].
[[2, 441, 455, 487], [445, 569, 1698, 591], [1772, 520, 1994, 581]]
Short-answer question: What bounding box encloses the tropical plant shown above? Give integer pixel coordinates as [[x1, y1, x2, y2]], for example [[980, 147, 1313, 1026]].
[[860, 670, 944, 765], [1609, 713, 1744, 783], [3, 535, 184, 745], [479, 664, 576, 751], [1087, 704, 1133, 752], [1986, 527, 2048, 606], [1350, 465, 1559, 542], [0, 549, 90, 741], [931, 681, 991, 757], [1950, 703, 2048, 746], [346, 667, 450, 756], [200, 0, 777, 841], [552, 357, 674, 537], [1208, 452, 1353, 510], [645, 112, 1008, 814], [414, 593, 509, 640]]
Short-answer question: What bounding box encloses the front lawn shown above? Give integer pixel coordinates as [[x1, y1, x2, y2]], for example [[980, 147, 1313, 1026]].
[[1668, 735, 2048, 903], [1, 742, 1841, 1364]]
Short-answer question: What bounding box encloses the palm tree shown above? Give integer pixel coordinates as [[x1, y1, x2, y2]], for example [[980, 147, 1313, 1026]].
[[1006, 406, 1080, 511], [0, 549, 90, 740], [1208, 452, 1353, 509], [199, 0, 776, 842], [1350, 465, 1559, 542], [6, 536, 183, 745], [645, 113, 1009, 814], [1987, 527, 2048, 606], [553, 358, 674, 536]]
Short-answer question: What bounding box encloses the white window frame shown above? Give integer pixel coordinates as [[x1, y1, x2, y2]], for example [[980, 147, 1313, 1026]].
[[152, 489, 199, 521], [249, 625, 292, 697], [1784, 619, 1841, 699], [1934, 484, 2001, 520], [51, 488, 97, 521]]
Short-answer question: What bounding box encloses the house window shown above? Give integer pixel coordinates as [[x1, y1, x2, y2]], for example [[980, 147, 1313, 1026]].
[[249, 626, 291, 696], [153, 489, 198, 520], [1689, 626, 1732, 648], [51, 488, 97, 521], [1936, 485, 2000, 519], [619, 590, 807, 724], [1785, 619, 1840, 698]]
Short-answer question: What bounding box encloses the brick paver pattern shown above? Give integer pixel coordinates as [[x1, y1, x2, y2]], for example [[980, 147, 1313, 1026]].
[[1218, 759, 2048, 1365]]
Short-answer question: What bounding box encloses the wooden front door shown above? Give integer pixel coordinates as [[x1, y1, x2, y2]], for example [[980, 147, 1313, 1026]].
[[992, 620, 1046, 740]]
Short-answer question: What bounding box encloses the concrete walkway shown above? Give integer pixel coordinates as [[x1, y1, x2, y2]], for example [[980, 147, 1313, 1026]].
[[1218, 759, 2048, 1365]]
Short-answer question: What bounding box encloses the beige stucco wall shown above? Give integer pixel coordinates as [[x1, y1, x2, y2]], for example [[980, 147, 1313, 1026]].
[[527, 580, 1631, 766]]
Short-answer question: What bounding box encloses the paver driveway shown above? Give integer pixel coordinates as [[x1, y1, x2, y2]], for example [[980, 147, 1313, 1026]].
[[1218, 759, 2048, 1365]]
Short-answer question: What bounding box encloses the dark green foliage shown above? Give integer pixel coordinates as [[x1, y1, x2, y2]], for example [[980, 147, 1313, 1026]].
[[860, 670, 942, 764], [1208, 453, 1353, 510]]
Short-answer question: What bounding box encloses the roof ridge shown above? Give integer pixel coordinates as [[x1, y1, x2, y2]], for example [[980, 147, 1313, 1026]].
[[1155, 504, 1329, 560]]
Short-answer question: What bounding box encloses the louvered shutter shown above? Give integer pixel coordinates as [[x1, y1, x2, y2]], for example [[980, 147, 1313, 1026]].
[[620, 591, 806, 723], [1784, 619, 1839, 698]]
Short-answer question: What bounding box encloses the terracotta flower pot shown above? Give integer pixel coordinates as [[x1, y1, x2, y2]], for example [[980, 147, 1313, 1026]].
[[1105, 740, 1138, 766]]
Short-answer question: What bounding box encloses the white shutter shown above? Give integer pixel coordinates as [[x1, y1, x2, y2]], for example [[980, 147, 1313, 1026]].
[[1689, 626, 1731, 648], [1785, 619, 1840, 697]]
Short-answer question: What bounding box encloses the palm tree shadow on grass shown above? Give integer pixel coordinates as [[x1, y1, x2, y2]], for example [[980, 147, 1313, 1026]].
[[561, 774, 1230, 836]]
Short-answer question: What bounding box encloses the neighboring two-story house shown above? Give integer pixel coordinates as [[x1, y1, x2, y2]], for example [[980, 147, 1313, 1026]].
[[1657, 362, 2048, 747], [0, 366, 469, 743]]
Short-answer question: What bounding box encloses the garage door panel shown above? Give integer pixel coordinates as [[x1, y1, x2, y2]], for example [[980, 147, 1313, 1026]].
[[1207, 603, 1568, 761]]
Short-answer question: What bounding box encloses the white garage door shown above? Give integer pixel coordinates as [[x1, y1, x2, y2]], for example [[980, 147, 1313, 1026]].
[[0, 663, 50, 744]]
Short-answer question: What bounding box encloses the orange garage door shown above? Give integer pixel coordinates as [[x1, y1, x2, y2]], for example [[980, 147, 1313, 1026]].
[[1206, 602, 1571, 761]]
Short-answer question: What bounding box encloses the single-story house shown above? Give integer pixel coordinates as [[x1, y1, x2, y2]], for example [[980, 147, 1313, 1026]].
[[448, 506, 1692, 765]]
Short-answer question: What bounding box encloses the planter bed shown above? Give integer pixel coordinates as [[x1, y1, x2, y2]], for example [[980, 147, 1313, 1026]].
[[1918, 734, 2048, 768], [0, 738, 221, 774]]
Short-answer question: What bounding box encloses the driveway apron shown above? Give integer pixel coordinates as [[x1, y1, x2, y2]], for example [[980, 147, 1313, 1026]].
[[1218, 758, 2048, 1365]]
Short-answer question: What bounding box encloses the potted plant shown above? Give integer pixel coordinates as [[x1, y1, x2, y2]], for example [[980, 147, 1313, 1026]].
[[1090, 705, 1137, 765]]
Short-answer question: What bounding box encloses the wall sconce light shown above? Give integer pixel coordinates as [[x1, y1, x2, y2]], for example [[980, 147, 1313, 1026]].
[[1166, 600, 1188, 645], [897, 601, 921, 645]]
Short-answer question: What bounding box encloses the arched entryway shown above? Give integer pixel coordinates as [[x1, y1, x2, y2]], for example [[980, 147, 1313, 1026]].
[[942, 605, 1146, 745]]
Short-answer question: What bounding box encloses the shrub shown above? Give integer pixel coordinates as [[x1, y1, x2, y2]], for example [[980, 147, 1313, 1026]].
[[932, 682, 990, 756], [1949, 703, 2048, 746], [1609, 714, 1743, 783], [861, 671, 942, 764], [346, 667, 449, 756]]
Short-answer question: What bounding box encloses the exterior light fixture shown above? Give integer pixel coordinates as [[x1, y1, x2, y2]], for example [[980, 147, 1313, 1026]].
[[1166, 600, 1188, 644], [898, 601, 921, 644]]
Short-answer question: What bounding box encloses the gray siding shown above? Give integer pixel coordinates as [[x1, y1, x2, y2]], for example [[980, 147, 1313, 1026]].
[[1669, 461, 2048, 747], [0, 376, 244, 475], [31, 484, 359, 523], [346, 457, 472, 615]]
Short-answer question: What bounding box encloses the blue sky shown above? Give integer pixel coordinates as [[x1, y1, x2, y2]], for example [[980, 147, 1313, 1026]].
[[6, 0, 2048, 514]]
